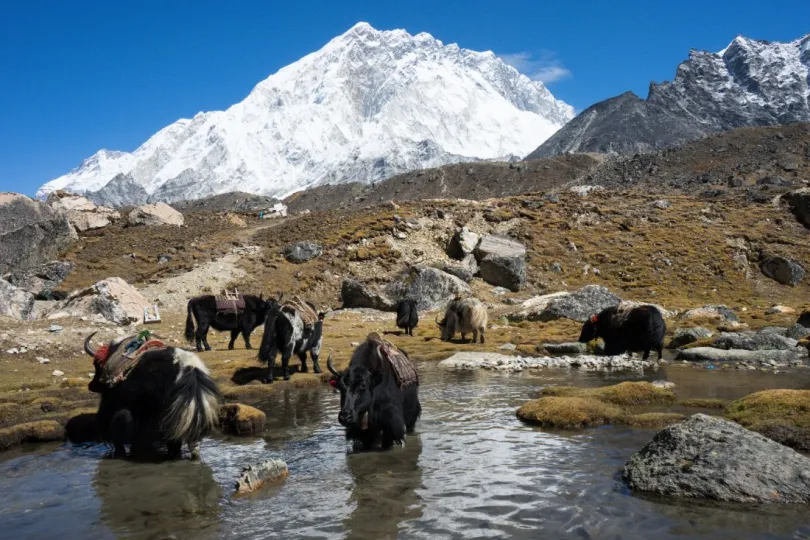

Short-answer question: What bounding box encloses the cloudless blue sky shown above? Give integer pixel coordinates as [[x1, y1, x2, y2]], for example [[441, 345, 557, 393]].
[[1, 0, 808, 195]]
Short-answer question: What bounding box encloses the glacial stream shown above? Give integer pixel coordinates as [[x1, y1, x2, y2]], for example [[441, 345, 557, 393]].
[[2, 364, 810, 540]]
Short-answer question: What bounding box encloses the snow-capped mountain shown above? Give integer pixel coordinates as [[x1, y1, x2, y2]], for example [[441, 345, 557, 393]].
[[528, 32, 810, 159], [38, 22, 574, 204]]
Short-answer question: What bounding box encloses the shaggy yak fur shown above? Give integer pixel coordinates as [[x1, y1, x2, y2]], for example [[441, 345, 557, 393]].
[[578, 305, 666, 360], [395, 299, 419, 336], [258, 301, 324, 383], [326, 341, 421, 452], [185, 294, 273, 352], [436, 297, 487, 343], [85, 333, 220, 460]]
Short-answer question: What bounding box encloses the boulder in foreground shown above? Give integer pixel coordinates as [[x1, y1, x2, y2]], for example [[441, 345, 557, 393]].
[[386, 265, 470, 311], [128, 202, 184, 227], [623, 414, 810, 504], [60, 277, 151, 325], [0, 279, 36, 320]]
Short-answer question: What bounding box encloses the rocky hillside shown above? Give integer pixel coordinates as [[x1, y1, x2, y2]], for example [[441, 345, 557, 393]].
[[529, 32, 810, 158]]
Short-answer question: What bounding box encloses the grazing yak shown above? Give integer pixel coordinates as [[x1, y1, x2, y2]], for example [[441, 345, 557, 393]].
[[396, 299, 418, 336], [578, 305, 666, 360], [436, 297, 487, 343], [85, 332, 220, 460], [327, 333, 421, 451], [185, 294, 272, 352], [258, 298, 325, 383]]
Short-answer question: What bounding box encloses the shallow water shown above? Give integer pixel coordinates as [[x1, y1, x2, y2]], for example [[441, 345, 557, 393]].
[[2, 364, 810, 540]]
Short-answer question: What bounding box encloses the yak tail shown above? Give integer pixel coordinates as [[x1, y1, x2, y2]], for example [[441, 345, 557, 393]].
[[161, 349, 220, 444], [184, 302, 196, 343]]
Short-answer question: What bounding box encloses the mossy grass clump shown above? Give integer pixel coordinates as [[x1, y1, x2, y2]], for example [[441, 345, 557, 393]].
[[219, 403, 266, 436], [542, 382, 676, 407], [619, 412, 685, 428], [0, 420, 64, 450], [726, 389, 810, 451], [516, 397, 622, 428], [680, 398, 727, 409]]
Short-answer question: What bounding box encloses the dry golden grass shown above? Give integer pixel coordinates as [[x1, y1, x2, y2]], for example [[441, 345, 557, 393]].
[[516, 397, 622, 428], [541, 381, 676, 406]]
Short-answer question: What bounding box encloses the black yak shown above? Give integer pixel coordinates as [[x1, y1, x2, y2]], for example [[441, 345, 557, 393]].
[[185, 294, 272, 352], [258, 298, 324, 383], [327, 333, 421, 451], [85, 332, 220, 460], [436, 297, 487, 343], [578, 305, 666, 360], [396, 299, 418, 336]]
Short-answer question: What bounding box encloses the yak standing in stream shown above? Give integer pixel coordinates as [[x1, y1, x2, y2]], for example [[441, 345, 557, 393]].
[[258, 296, 325, 383], [85, 332, 220, 460], [578, 304, 666, 360], [327, 333, 421, 451], [436, 297, 487, 343], [185, 294, 272, 352], [396, 299, 418, 336]]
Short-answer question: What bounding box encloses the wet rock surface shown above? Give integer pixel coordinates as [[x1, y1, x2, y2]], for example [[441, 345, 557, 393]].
[[711, 331, 798, 351], [438, 351, 653, 372], [675, 347, 807, 365], [234, 459, 289, 496], [623, 414, 810, 504]]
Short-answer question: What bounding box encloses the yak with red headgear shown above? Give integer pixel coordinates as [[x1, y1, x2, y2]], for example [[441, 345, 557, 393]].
[[578, 304, 666, 360], [84, 332, 220, 460]]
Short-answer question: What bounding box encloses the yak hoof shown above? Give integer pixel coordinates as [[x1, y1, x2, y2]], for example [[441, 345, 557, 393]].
[[228, 344, 234, 350], [313, 365, 322, 374], [262, 377, 274, 384], [300, 365, 308, 373], [245, 344, 252, 350]]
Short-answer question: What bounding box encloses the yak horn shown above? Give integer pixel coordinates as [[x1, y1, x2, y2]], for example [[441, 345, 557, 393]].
[[435, 315, 443, 326], [84, 332, 98, 357], [326, 351, 339, 376]]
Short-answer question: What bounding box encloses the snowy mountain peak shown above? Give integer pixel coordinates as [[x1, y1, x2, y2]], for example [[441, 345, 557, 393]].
[[38, 23, 573, 204]]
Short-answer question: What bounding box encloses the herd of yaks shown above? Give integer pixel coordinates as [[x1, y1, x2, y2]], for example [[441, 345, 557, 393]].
[[81, 292, 666, 459]]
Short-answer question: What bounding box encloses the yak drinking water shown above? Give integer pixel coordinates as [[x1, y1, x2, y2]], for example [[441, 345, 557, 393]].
[[327, 333, 421, 451], [258, 296, 324, 383], [396, 299, 418, 336], [436, 297, 487, 343], [185, 294, 272, 352], [85, 332, 220, 460], [578, 305, 666, 360]]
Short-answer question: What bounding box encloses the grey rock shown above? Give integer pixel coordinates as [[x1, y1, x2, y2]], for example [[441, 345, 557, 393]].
[[784, 188, 810, 229], [157, 254, 172, 264], [284, 241, 323, 263], [549, 262, 563, 273], [712, 331, 798, 351], [498, 343, 517, 351], [442, 254, 478, 282], [340, 279, 395, 311], [386, 266, 470, 311], [6, 260, 72, 299], [0, 193, 76, 275], [667, 327, 713, 349], [533, 285, 621, 322], [0, 279, 36, 320], [474, 235, 527, 292], [623, 414, 810, 503], [234, 459, 289, 496], [675, 347, 807, 365], [446, 227, 480, 259], [756, 175, 792, 187], [787, 324, 810, 340], [759, 326, 788, 336], [439, 351, 654, 372], [652, 199, 672, 209], [761, 256, 805, 286], [680, 305, 739, 322], [48, 325, 63, 333], [540, 342, 588, 355]]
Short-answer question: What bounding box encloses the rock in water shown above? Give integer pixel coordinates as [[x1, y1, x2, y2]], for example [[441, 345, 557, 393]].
[[667, 327, 713, 349], [0, 193, 76, 275], [760, 256, 806, 286], [128, 202, 184, 227], [340, 279, 396, 311], [284, 241, 323, 263], [219, 403, 266, 436], [386, 266, 470, 311], [234, 459, 289, 496], [0, 279, 36, 320], [623, 414, 810, 503], [675, 347, 807, 365], [474, 235, 527, 292]]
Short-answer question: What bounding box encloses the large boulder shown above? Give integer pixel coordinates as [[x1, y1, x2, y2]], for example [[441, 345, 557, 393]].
[[60, 277, 151, 324], [510, 285, 621, 322], [667, 327, 713, 349], [474, 235, 526, 291], [128, 202, 184, 227], [6, 260, 73, 298], [0, 279, 36, 320], [675, 347, 807, 365], [0, 193, 76, 275], [386, 266, 470, 311], [340, 279, 396, 311], [679, 305, 738, 322], [446, 227, 480, 260], [760, 256, 806, 286], [442, 254, 479, 283], [283, 241, 323, 263], [783, 188, 810, 229], [712, 331, 798, 351], [47, 192, 120, 231], [623, 414, 810, 503], [787, 324, 810, 340]]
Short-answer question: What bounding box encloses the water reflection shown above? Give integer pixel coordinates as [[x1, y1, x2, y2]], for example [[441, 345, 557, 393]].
[[93, 457, 222, 539]]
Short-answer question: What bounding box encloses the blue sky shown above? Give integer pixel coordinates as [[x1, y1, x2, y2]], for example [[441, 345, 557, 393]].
[[1, 0, 808, 196]]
